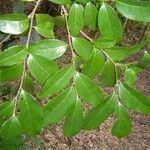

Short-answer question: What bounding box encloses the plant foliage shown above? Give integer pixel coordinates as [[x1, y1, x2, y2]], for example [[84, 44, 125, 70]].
[[0, 0, 150, 149]]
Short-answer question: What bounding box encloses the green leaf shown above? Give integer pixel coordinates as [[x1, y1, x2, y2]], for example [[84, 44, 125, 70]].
[[27, 55, 59, 84], [82, 49, 105, 79], [139, 51, 150, 68], [116, 0, 150, 22], [0, 117, 21, 149], [118, 83, 150, 114], [124, 68, 137, 85], [0, 101, 14, 126], [0, 14, 29, 34], [35, 14, 54, 26], [101, 59, 116, 87], [106, 40, 147, 61], [22, 73, 34, 92], [19, 90, 43, 136], [75, 73, 104, 105], [29, 39, 67, 61], [34, 27, 55, 39], [112, 104, 132, 138], [0, 64, 23, 82], [0, 46, 27, 66], [94, 38, 116, 49], [34, 14, 54, 38], [84, 2, 98, 30], [68, 3, 84, 36], [54, 16, 65, 27], [72, 37, 94, 60], [76, 0, 91, 4], [83, 94, 118, 130], [47, 0, 71, 4], [98, 3, 123, 42], [39, 64, 75, 99], [43, 87, 75, 127], [63, 92, 83, 137]]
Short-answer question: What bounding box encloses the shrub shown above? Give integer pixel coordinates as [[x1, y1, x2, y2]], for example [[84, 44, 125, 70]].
[[0, 0, 150, 149]]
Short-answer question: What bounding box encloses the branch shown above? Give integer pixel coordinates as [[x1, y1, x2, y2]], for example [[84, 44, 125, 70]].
[[0, 35, 11, 49], [61, 6, 75, 65], [13, 0, 43, 117]]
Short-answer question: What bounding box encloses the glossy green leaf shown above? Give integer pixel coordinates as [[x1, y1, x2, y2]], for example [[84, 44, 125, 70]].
[[75, 73, 104, 105], [82, 49, 105, 79], [22, 73, 34, 92], [98, 3, 123, 42], [0, 101, 14, 126], [94, 38, 116, 49], [63, 93, 83, 137], [0, 46, 27, 66], [39, 64, 75, 99], [47, 0, 71, 4], [27, 55, 59, 84], [35, 14, 54, 38], [119, 83, 150, 114], [72, 37, 94, 60], [101, 59, 116, 87], [83, 94, 118, 130], [0, 64, 23, 82], [0, 14, 29, 34], [124, 68, 137, 85], [34, 27, 55, 39], [36, 14, 54, 26], [116, 0, 150, 22], [43, 87, 75, 127], [112, 104, 132, 138], [68, 3, 84, 36], [29, 39, 67, 61], [19, 90, 43, 136], [0, 117, 21, 149], [84, 2, 98, 30], [106, 40, 147, 61]]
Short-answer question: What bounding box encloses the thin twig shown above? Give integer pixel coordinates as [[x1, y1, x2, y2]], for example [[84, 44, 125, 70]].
[[61, 6, 75, 65], [80, 31, 93, 43], [13, 0, 43, 117], [0, 35, 11, 49]]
